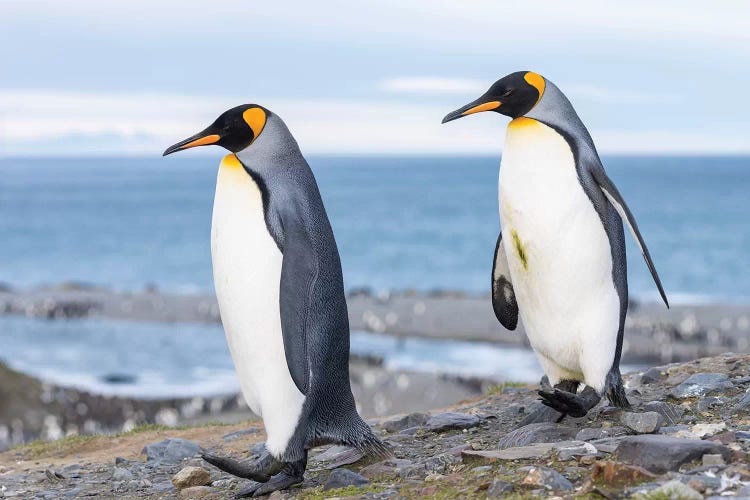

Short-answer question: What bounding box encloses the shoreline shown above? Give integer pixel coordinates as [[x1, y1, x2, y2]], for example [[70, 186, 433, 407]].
[[2, 284, 749, 366]]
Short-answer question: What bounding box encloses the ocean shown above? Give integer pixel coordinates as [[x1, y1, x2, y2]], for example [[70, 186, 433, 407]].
[[1, 155, 748, 301], [0, 155, 748, 396]]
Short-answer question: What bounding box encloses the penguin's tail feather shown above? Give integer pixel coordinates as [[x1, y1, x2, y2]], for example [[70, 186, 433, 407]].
[[605, 369, 631, 409]]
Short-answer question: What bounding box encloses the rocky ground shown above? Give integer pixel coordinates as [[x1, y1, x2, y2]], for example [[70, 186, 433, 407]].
[[2, 353, 750, 499], [2, 285, 749, 365]]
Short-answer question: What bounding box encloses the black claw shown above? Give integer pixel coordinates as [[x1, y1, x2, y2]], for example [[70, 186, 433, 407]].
[[235, 482, 262, 498]]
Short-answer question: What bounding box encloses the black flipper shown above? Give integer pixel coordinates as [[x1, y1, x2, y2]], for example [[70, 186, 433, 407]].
[[278, 210, 318, 395], [587, 163, 669, 308], [491, 231, 518, 330]]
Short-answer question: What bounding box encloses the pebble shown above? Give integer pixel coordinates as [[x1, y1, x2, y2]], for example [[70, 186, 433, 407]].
[[669, 373, 735, 398], [591, 461, 656, 487], [641, 367, 667, 384], [382, 412, 428, 433], [521, 466, 573, 491], [179, 486, 215, 499], [644, 401, 685, 425], [172, 466, 211, 490], [498, 423, 577, 449], [424, 412, 480, 432], [702, 453, 725, 466], [620, 411, 662, 434], [487, 478, 513, 497], [615, 435, 731, 473], [142, 438, 202, 464], [323, 468, 370, 490], [576, 426, 630, 441], [734, 390, 750, 412], [111, 467, 134, 482]]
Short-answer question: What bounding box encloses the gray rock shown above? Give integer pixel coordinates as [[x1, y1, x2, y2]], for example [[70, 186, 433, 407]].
[[615, 435, 731, 473], [737, 430, 750, 441], [697, 396, 727, 412], [487, 478, 513, 497], [737, 485, 750, 497], [424, 412, 480, 432], [659, 425, 691, 435], [522, 466, 573, 491], [381, 412, 429, 433], [644, 401, 685, 425], [734, 390, 750, 412], [498, 423, 578, 449], [702, 453, 725, 466], [641, 367, 667, 384], [576, 426, 630, 441], [142, 438, 202, 464], [556, 441, 598, 461], [323, 468, 369, 490], [422, 452, 460, 474], [621, 411, 662, 434], [251, 442, 266, 455], [669, 373, 734, 398], [112, 467, 134, 482]]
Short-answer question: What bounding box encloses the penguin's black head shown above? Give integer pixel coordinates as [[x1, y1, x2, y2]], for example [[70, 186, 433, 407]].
[[163, 104, 270, 156], [442, 71, 545, 123]]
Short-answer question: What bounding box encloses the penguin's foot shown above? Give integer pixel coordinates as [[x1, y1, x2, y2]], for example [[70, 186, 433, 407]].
[[202, 449, 282, 483], [538, 385, 601, 418], [517, 404, 565, 426], [234, 456, 306, 498]]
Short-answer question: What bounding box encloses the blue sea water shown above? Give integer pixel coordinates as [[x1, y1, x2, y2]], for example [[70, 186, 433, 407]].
[[0, 155, 749, 301]]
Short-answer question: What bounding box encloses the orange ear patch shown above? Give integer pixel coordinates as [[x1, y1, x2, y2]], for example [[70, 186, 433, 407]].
[[524, 72, 546, 106], [243, 107, 267, 138]]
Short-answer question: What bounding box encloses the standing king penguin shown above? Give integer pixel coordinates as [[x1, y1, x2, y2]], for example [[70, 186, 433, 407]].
[[164, 105, 388, 497], [443, 72, 669, 420]]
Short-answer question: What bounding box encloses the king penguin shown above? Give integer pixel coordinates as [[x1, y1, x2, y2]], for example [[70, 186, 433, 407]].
[[164, 105, 388, 497], [442, 72, 669, 420]]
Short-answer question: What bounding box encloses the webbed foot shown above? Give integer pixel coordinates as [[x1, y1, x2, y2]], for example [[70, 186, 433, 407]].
[[538, 385, 601, 418], [234, 456, 306, 498], [202, 449, 282, 483]]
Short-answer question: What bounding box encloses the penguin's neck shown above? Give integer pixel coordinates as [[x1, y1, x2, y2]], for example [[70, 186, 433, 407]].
[[236, 115, 303, 172]]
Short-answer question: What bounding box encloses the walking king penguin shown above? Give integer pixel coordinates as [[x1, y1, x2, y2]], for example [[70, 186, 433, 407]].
[[164, 105, 388, 497], [442, 72, 669, 421]]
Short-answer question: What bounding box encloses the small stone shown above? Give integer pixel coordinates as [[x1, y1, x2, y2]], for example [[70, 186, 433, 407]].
[[674, 422, 727, 439], [424, 473, 446, 481], [382, 412, 428, 433], [591, 461, 656, 487], [576, 426, 630, 441], [647, 480, 702, 500], [179, 486, 214, 499], [734, 390, 750, 412], [323, 468, 369, 490], [620, 411, 662, 434], [556, 441, 598, 461], [702, 453, 725, 466], [669, 373, 734, 399], [251, 442, 266, 455], [498, 423, 578, 449], [615, 435, 731, 473], [471, 465, 492, 473], [424, 412, 480, 432], [697, 396, 726, 412], [143, 438, 202, 464], [112, 467, 134, 482], [487, 478, 513, 497], [641, 367, 666, 384], [644, 401, 685, 425], [172, 466, 211, 490], [521, 466, 573, 491]]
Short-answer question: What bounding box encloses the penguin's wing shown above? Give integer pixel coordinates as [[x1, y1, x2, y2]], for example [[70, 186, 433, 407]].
[[587, 161, 669, 308], [492, 231, 518, 330], [278, 212, 317, 395]]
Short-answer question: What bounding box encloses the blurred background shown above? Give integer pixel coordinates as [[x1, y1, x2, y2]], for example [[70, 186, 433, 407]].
[[1, 1, 748, 448]]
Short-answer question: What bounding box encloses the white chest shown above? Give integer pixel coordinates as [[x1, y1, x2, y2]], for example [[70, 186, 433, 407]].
[[210, 154, 305, 456], [498, 118, 619, 386]]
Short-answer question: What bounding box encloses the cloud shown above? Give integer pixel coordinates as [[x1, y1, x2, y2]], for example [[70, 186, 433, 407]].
[[1, 89, 747, 156]]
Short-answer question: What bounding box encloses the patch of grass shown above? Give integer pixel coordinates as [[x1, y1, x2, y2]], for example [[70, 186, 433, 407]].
[[297, 484, 385, 500], [485, 381, 530, 395], [13, 434, 98, 458]]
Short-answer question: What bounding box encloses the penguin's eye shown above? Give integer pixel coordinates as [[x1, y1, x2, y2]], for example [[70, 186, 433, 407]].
[[500, 89, 513, 98]]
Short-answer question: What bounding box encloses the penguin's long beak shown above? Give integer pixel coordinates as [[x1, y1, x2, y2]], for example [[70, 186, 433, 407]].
[[163, 127, 221, 156], [441, 96, 501, 124]]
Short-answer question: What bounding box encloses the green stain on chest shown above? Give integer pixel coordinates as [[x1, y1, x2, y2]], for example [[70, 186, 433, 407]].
[[511, 230, 528, 270]]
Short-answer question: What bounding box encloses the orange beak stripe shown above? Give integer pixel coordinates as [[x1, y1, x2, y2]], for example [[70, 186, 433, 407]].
[[179, 134, 220, 150], [461, 101, 501, 116]]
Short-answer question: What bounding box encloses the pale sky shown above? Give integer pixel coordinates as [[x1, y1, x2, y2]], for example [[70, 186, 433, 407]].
[[1, 0, 749, 156]]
